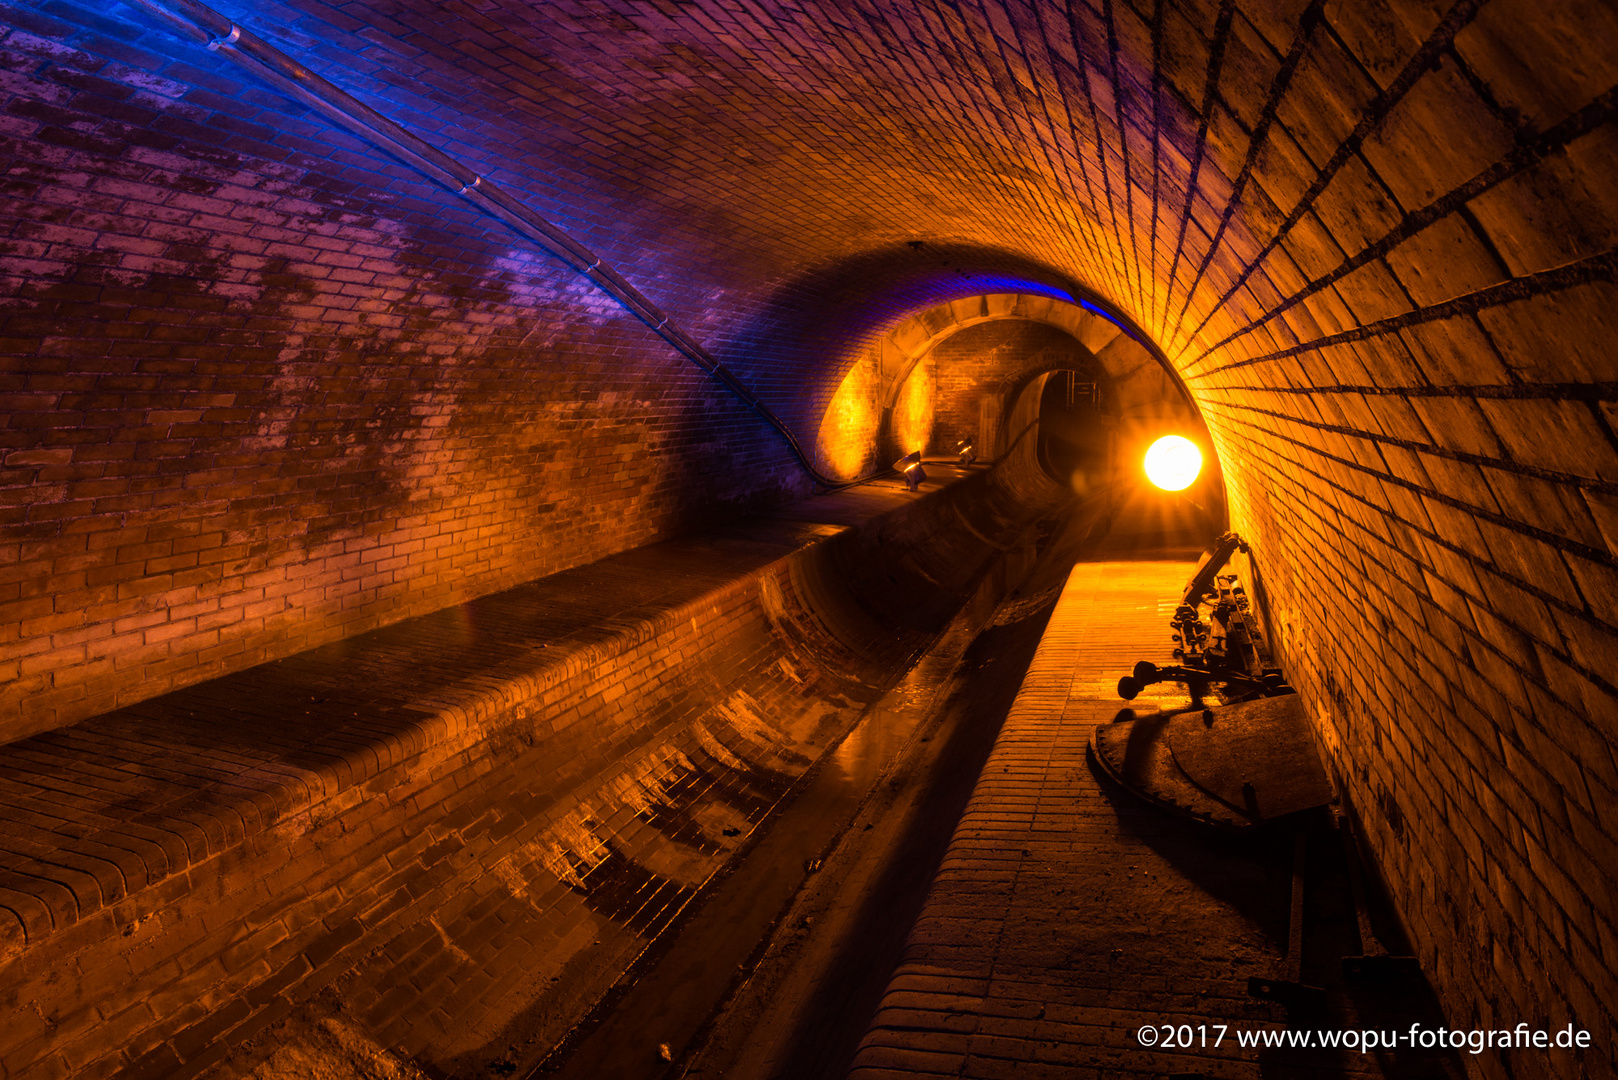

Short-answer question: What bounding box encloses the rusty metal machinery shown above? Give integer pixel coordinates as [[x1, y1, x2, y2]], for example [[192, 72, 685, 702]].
[[1091, 537, 1433, 1027], [1116, 532, 1292, 706], [1093, 532, 1330, 832]]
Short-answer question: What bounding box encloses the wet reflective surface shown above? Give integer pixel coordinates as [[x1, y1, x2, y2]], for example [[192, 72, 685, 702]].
[[692, 585, 1068, 1080], [537, 501, 1108, 1080], [537, 576, 1057, 1080]]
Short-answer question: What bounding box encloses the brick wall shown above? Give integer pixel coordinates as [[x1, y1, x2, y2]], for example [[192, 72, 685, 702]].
[[2, 541, 851, 1080], [1166, 5, 1618, 1067], [5, 0, 1616, 1071], [814, 349, 884, 481], [814, 294, 1199, 481], [0, 2, 806, 742], [930, 320, 1106, 455]]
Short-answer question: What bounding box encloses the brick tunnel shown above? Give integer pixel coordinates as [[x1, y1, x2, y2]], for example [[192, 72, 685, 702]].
[[0, 0, 1615, 1078]]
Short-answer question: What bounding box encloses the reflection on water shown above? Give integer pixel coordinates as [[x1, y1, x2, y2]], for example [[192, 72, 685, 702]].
[[833, 716, 871, 783]]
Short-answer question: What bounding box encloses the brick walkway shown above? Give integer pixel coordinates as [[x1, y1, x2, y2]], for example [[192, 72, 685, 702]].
[[850, 559, 1301, 1079]]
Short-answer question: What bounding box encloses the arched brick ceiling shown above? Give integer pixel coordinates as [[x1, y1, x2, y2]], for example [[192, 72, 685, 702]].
[[4, 0, 1617, 1060], [195, 0, 1617, 374]]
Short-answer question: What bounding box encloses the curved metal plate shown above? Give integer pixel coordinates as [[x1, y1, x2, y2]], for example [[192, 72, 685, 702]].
[[1165, 694, 1332, 820], [1092, 694, 1332, 829]]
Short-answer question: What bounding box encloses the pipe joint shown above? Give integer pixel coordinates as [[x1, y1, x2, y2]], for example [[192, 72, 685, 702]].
[[206, 24, 241, 50]]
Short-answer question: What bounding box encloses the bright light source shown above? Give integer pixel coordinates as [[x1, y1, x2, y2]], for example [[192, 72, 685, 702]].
[[894, 451, 926, 492], [1144, 435, 1202, 491]]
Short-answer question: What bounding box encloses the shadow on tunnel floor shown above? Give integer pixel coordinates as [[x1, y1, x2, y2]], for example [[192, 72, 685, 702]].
[[1091, 756, 1467, 1080], [751, 595, 1064, 1080]]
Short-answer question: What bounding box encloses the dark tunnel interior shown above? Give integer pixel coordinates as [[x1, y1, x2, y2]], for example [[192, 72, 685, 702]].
[[0, 0, 1616, 1079]]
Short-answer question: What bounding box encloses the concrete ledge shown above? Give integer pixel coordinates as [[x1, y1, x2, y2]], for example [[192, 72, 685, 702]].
[[0, 464, 1067, 1080]]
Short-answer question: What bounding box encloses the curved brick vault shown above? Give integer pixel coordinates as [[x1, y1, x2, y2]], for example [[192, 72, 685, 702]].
[[1, 0, 1616, 1075], [810, 292, 1202, 480]]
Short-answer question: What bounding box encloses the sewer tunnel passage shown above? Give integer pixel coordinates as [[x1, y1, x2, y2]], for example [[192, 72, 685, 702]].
[[3, 2, 1616, 1077], [0, 293, 1229, 1079]]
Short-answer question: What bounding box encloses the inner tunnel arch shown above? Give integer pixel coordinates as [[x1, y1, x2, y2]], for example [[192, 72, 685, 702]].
[[811, 289, 1224, 516]]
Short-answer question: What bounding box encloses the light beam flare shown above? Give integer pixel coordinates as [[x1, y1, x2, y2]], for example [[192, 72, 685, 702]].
[[1144, 436, 1202, 491]]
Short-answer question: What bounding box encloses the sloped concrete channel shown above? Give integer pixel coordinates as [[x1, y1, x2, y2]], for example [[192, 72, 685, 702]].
[[243, 463, 1073, 1080], [545, 498, 1118, 1080], [0, 455, 1074, 1079], [507, 463, 1082, 1080]]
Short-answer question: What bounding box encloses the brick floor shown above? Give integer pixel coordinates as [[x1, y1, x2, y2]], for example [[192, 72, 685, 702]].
[[850, 559, 1305, 1079]]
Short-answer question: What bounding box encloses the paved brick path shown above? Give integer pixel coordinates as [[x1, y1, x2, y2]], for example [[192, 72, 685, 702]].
[[850, 559, 1301, 1079]]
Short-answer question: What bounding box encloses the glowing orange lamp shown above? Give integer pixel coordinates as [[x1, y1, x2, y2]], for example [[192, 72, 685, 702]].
[[1144, 436, 1202, 491]]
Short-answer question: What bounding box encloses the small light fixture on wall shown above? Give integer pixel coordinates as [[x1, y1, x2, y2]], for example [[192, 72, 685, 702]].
[[956, 439, 977, 467], [895, 451, 926, 492]]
